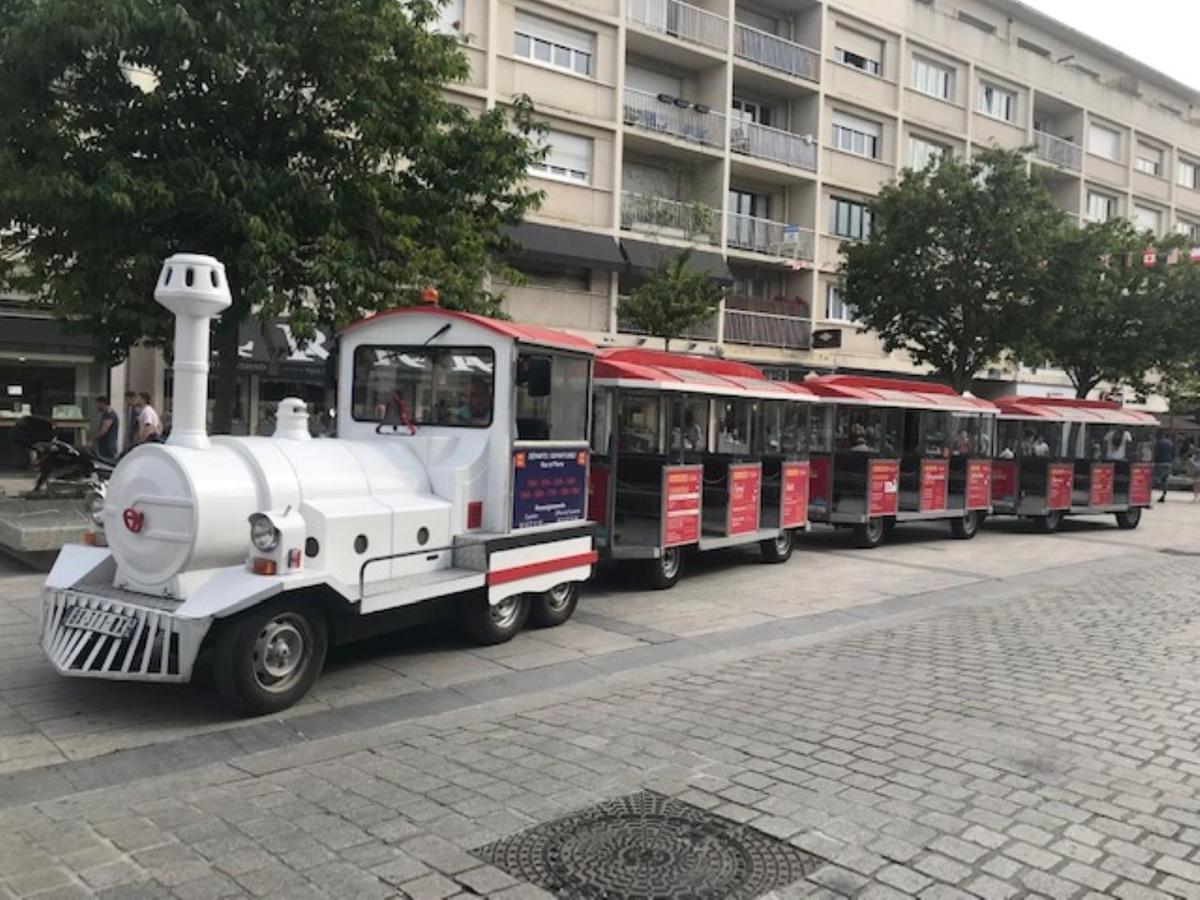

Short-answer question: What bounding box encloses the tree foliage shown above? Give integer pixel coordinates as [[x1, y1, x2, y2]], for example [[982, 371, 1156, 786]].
[[0, 0, 546, 429], [620, 249, 724, 352], [840, 147, 1065, 392]]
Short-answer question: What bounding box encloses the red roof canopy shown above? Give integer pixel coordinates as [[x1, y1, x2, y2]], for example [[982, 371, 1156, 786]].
[[342, 307, 596, 354], [995, 396, 1159, 426], [804, 374, 997, 414], [595, 348, 815, 400]]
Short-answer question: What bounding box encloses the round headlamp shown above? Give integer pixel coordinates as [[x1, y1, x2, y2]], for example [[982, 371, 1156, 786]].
[[85, 488, 107, 526], [249, 514, 280, 552]]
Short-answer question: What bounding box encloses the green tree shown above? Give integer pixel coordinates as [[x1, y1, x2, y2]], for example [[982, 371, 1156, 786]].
[[839, 147, 1065, 392], [1036, 220, 1200, 398], [620, 249, 724, 352], [0, 0, 546, 430]]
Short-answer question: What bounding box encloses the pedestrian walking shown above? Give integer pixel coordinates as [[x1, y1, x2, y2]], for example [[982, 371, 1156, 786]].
[[90, 396, 120, 464], [1153, 430, 1175, 503], [123, 390, 139, 450], [135, 392, 162, 443]]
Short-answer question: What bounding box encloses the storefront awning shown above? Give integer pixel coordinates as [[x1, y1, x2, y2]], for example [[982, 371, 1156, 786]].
[[0, 314, 98, 352], [505, 222, 625, 271], [620, 239, 733, 284], [231, 320, 333, 380]]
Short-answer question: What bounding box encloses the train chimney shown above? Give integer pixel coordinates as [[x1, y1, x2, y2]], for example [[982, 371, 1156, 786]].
[[154, 254, 232, 450]]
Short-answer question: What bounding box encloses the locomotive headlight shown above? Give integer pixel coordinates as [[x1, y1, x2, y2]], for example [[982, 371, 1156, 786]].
[[85, 488, 107, 526], [249, 514, 280, 552]]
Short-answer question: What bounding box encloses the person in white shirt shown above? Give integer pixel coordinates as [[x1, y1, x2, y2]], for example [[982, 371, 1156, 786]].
[[1104, 428, 1132, 461], [136, 392, 162, 442], [1031, 434, 1050, 458]]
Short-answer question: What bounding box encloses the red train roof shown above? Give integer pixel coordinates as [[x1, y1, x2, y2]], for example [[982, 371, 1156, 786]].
[[342, 307, 596, 354], [995, 396, 1159, 425], [595, 348, 815, 400], [804, 374, 998, 414]]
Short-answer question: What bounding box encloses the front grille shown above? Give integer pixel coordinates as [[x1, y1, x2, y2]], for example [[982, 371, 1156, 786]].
[[41, 589, 210, 682]]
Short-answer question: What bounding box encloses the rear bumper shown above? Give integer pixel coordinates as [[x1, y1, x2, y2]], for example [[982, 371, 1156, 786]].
[[41, 587, 211, 683]]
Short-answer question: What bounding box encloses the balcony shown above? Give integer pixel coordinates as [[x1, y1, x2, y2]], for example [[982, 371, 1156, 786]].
[[624, 88, 726, 149], [734, 24, 819, 83], [730, 120, 816, 171], [627, 0, 728, 52], [727, 215, 814, 260], [617, 297, 718, 340], [723, 307, 812, 350], [1033, 131, 1082, 172], [621, 191, 721, 244]]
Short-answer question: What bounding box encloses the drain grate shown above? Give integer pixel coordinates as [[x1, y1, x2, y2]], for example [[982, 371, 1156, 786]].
[[473, 790, 824, 899]]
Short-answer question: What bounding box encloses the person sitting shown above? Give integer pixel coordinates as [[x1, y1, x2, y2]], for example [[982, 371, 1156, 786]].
[[455, 377, 492, 426], [1031, 434, 1050, 458]]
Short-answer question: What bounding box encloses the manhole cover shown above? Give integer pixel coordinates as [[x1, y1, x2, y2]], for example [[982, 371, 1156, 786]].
[[473, 790, 824, 899]]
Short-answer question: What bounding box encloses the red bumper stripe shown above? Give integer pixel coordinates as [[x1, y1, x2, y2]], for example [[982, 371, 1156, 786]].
[[487, 551, 598, 587]]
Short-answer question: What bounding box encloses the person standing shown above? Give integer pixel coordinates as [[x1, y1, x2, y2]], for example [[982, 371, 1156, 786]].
[[90, 396, 120, 464], [136, 392, 162, 443], [123, 390, 140, 450], [1152, 430, 1175, 503]]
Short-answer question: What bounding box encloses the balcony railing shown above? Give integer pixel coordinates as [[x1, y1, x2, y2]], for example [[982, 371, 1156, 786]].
[[1033, 131, 1082, 172], [621, 192, 721, 245], [726, 215, 814, 260], [723, 308, 812, 350], [624, 88, 726, 149], [734, 24, 819, 83], [627, 0, 728, 51], [730, 119, 817, 171], [617, 297, 718, 341]]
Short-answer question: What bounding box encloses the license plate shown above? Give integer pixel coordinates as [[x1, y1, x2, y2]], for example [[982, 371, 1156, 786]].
[[63, 605, 138, 640]]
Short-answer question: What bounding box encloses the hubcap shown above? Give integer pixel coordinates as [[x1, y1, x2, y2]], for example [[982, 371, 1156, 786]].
[[491, 596, 521, 629], [545, 583, 573, 612], [774, 531, 791, 553], [661, 549, 681, 579], [868, 519, 883, 541], [252, 614, 309, 694]]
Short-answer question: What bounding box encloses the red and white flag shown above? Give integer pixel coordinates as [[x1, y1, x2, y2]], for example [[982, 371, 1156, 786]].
[[1191, 246, 1200, 262], [1142, 249, 1157, 267]]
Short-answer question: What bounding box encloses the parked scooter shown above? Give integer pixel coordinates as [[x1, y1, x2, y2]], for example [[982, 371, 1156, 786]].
[[12, 416, 115, 493]]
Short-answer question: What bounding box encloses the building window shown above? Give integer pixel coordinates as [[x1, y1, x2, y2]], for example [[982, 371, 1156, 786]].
[[514, 11, 594, 76], [512, 262, 592, 291], [909, 135, 948, 170], [731, 97, 774, 127], [1087, 191, 1117, 223], [826, 284, 857, 322], [831, 111, 881, 160], [957, 11, 996, 33], [432, 0, 464, 35], [1132, 205, 1162, 235], [1178, 159, 1198, 190], [830, 196, 872, 241], [833, 26, 883, 76], [835, 47, 880, 76], [1087, 122, 1121, 161], [911, 56, 953, 100], [977, 81, 1016, 122], [1176, 221, 1200, 242], [529, 130, 592, 184], [1134, 143, 1163, 177]]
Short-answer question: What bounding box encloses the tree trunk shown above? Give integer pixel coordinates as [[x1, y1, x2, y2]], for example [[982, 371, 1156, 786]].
[[210, 319, 240, 435]]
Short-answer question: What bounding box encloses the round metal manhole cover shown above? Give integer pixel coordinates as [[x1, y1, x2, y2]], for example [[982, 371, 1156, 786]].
[[473, 790, 824, 899]]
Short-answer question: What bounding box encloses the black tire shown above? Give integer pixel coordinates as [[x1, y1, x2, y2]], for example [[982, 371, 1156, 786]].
[[648, 547, 684, 590], [528, 582, 579, 628], [950, 510, 981, 540], [1034, 510, 1064, 533], [211, 598, 328, 715], [460, 592, 529, 645], [759, 529, 794, 563], [852, 517, 886, 549], [1115, 507, 1142, 530]]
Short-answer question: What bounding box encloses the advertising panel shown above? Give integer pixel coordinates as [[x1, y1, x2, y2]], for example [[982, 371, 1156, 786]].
[[1047, 463, 1074, 510], [780, 461, 810, 528], [727, 463, 763, 536], [661, 465, 703, 548], [919, 459, 949, 512], [1090, 463, 1115, 508], [991, 459, 1018, 505], [966, 460, 992, 510], [1129, 462, 1152, 507], [868, 459, 900, 517], [512, 448, 588, 530]]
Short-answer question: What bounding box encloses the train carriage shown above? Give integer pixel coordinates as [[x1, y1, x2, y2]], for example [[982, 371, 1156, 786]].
[[992, 397, 1157, 531]]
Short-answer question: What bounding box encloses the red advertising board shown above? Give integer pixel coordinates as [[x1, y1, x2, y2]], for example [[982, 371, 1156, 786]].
[[1129, 462, 1152, 507], [991, 460, 1018, 504], [919, 459, 949, 512], [1047, 463, 1074, 510], [1090, 463, 1115, 508], [780, 461, 810, 528], [727, 463, 762, 536], [661, 465, 703, 548], [966, 460, 992, 510], [868, 459, 900, 517], [809, 456, 832, 517], [587, 463, 610, 523]]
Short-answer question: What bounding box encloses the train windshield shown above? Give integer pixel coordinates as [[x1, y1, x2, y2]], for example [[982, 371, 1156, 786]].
[[351, 346, 495, 426]]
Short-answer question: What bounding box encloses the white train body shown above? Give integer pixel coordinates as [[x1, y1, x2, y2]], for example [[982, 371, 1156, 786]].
[[41, 255, 595, 703]]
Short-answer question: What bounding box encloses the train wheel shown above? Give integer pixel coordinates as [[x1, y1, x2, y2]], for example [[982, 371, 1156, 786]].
[[648, 548, 683, 590], [529, 582, 579, 628], [950, 510, 981, 540], [1034, 510, 1063, 533], [212, 599, 328, 715], [460, 592, 529, 645], [759, 529, 794, 564], [1115, 507, 1142, 530], [852, 517, 885, 549]]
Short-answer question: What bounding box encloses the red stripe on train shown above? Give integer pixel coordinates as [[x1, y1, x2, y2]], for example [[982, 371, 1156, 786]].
[[487, 551, 598, 587]]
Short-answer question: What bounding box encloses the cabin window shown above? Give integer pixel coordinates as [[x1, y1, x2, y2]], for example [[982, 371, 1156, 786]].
[[351, 346, 494, 426], [834, 407, 901, 455], [997, 421, 1063, 459], [515, 351, 590, 441], [591, 389, 613, 455], [809, 406, 834, 453], [616, 394, 663, 454], [670, 397, 709, 453], [754, 401, 810, 457], [949, 414, 991, 455], [714, 399, 753, 454]]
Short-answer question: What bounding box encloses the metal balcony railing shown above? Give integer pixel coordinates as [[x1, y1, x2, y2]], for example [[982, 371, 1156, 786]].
[[627, 0, 728, 51], [730, 119, 817, 171], [734, 24, 820, 83], [1033, 131, 1082, 172], [620, 192, 721, 245], [726, 215, 815, 260], [723, 308, 812, 350], [617, 297, 718, 340], [624, 88, 726, 149]]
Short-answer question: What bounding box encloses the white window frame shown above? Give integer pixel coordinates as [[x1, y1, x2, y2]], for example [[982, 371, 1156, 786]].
[[825, 283, 858, 322], [529, 130, 592, 185], [1178, 158, 1198, 190], [831, 111, 881, 160], [911, 56, 953, 101], [835, 46, 881, 76], [829, 196, 873, 241], [977, 81, 1016, 122], [1087, 191, 1117, 223], [1132, 205, 1162, 236], [1134, 143, 1162, 177], [1176, 220, 1200, 242], [1087, 122, 1121, 161], [513, 11, 595, 77], [909, 135, 949, 170]]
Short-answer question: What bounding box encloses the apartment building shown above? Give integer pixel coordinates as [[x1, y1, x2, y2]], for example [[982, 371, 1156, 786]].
[[439, 0, 1200, 395]]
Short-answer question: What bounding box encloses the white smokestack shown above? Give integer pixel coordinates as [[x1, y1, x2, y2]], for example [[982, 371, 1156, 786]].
[[154, 254, 232, 450]]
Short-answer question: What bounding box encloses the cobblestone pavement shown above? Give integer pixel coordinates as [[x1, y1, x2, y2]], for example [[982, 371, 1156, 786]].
[[0, 501, 1197, 896]]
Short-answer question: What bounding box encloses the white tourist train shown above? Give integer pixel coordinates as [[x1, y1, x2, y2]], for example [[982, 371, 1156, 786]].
[[40, 254, 597, 713]]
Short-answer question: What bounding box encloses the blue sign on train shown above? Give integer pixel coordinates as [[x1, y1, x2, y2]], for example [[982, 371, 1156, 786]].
[[512, 447, 588, 530]]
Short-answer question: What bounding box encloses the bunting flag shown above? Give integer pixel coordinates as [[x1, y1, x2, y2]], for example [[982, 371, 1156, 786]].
[[1142, 249, 1157, 267], [1167, 248, 1181, 265], [1192, 246, 1200, 262]]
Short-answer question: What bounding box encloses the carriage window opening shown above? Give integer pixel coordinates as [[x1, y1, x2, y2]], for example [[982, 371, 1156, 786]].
[[715, 399, 753, 454], [949, 413, 989, 455], [755, 402, 811, 456], [351, 346, 494, 426], [670, 397, 709, 453], [1089, 423, 1138, 462], [591, 390, 612, 455], [997, 421, 1062, 459], [616, 394, 662, 454], [809, 406, 834, 453], [914, 411, 952, 456], [834, 407, 900, 455], [515, 352, 589, 441]]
